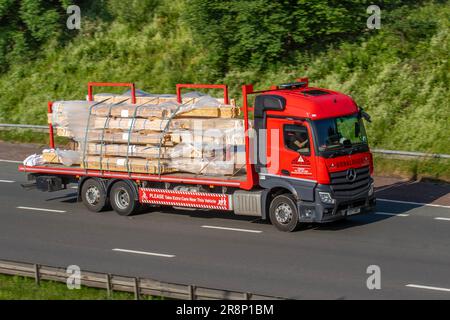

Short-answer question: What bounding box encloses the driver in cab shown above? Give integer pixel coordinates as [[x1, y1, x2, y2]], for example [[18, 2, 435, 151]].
[[287, 131, 309, 153]]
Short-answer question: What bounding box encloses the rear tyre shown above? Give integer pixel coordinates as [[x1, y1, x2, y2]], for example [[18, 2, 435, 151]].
[[269, 194, 300, 232], [110, 181, 140, 216], [81, 178, 108, 212]]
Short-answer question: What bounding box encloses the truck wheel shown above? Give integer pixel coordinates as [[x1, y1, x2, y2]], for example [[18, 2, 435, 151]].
[[110, 181, 140, 216], [269, 194, 300, 232], [81, 178, 107, 212]]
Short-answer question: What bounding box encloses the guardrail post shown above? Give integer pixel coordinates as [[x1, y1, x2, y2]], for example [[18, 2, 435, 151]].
[[134, 277, 140, 300], [244, 292, 252, 300], [106, 274, 112, 298], [188, 285, 196, 300], [34, 264, 40, 286]]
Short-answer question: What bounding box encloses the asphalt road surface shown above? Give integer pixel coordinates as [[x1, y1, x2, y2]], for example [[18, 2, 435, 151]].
[[1, 160, 450, 299]]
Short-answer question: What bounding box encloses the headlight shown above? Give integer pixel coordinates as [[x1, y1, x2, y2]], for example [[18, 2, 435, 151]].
[[319, 192, 335, 204], [368, 182, 374, 196]]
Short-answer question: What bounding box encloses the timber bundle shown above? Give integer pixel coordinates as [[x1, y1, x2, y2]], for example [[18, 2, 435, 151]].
[[45, 91, 246, 176]]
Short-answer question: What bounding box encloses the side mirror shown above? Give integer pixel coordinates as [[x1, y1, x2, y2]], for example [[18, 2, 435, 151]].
[[359, 107, 372, 123]]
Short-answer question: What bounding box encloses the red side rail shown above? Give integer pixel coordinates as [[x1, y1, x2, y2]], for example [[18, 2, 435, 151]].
[[18, 165, 243, 188], [88, 82, 136, 104], [47, 101, 55, 149], [176, 84, 229, 105], [240, 85, 258, 190]]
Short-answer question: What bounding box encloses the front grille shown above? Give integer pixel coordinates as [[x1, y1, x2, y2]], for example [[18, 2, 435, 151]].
[[330, 166, 370, 197]]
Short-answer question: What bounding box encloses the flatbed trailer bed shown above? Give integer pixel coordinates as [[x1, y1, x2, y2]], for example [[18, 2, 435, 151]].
[[19, 82, 257, 190], [18, 163, 248, 188]]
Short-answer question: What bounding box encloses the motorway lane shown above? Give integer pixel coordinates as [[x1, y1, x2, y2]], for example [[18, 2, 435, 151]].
[[1, 162, 450, 299]]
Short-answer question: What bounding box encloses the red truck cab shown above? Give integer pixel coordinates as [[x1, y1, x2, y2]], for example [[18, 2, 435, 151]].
[[247, 80, 375, 230]]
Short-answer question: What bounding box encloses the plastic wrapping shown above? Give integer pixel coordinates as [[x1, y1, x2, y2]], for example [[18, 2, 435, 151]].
[[23, 154, 45, 166], [52, 101, 96, 141], [56, 149, 81, 166], [42, 149, 81, 166], [92, 91, 232, 106], [91, 101, 178, 118], [46, 91, 246, 176]]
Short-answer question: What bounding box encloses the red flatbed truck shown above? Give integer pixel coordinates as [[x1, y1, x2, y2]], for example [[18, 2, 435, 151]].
[[18, 80, 376, 232]]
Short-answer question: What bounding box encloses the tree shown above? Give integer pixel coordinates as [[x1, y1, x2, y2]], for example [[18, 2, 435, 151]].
[[107, 0, 160, 29], [184, 0, 420, 73], [0, 0, 73, 73]]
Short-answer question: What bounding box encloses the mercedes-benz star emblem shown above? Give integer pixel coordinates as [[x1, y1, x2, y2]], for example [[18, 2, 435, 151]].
[[346, 168, 357, 182]]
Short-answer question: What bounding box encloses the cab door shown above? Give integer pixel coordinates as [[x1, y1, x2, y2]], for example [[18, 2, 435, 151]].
[[267, 118, 316, 179]]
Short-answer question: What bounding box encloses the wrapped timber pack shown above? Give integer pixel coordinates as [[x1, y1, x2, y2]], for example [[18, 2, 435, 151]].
[[46, 91, 246, 176]]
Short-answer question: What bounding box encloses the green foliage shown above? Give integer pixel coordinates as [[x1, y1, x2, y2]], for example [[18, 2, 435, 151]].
[[0, 0, 71, 72], [0, 274, 154, 300], [373, 155, 450, 182], [184, 0, 419, 72], [107, 0, 160, 28], [302, 3, 450, 154], [19, 0, 60, 42], [0, 0, 448, 162]]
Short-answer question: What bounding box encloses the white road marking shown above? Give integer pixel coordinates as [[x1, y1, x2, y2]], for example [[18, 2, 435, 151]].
[[201, 225, 262, 233], [378, 198, 450, 209], [112, 248, 175, 258], [374, 212, 409, 217], [0, 159, 22, 163], [434, 217, 450, 221], [406, 284, 450, 293], [0, 180, 14, 183], [16, 206, 66, 213]]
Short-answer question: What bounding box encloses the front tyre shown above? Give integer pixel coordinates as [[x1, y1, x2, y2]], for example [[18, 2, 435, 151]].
[[110, 181, 140, 216], [269, 194, 300, 232]]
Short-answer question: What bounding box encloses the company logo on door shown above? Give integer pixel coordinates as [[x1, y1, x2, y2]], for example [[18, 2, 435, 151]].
[[292, 156, 312, 176]]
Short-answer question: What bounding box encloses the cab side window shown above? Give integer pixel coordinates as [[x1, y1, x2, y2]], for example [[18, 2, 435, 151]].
[[284, 124, 310, 155]]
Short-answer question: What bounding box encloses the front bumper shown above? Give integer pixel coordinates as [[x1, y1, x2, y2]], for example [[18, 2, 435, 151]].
[[297, 184, 376, 223]]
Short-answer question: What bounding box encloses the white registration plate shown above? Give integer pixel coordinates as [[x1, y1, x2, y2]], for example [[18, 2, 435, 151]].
[[347, 207, 361, 216]]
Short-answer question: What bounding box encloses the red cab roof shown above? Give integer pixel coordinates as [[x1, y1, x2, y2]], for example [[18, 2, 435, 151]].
[[261, 87, 358, 120]]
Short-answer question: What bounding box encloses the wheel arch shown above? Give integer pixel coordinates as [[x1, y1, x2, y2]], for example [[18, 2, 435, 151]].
[[261, 186, 295, 220], [259, 175, 317, 219]]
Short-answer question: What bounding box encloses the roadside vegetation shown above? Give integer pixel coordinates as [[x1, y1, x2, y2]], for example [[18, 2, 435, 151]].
[[373, 156, 450, 182], [0, 0, 448, 178], [0, 274, 148, 300]]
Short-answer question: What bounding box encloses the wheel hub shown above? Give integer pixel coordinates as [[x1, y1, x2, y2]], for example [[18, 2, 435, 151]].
[[115, 188, 130, 210], [86, 186, 100, 205], [275, 203, 293, 224]]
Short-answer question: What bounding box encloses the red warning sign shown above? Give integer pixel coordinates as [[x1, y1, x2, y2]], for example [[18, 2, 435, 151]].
[[139, 188, 232, 210]]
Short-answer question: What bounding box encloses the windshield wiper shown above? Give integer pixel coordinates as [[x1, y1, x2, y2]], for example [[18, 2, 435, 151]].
[[347, 144, 367, 155], [325, 144, 366, 157]]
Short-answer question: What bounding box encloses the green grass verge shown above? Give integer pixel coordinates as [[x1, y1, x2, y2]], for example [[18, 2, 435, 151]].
[[0, 274, 155, 300], [0, 130, 71, 146], [374, 155, 450, 183]]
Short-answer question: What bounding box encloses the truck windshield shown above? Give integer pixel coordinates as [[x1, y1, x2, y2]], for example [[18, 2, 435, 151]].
[[313, 114, 368, 155]]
